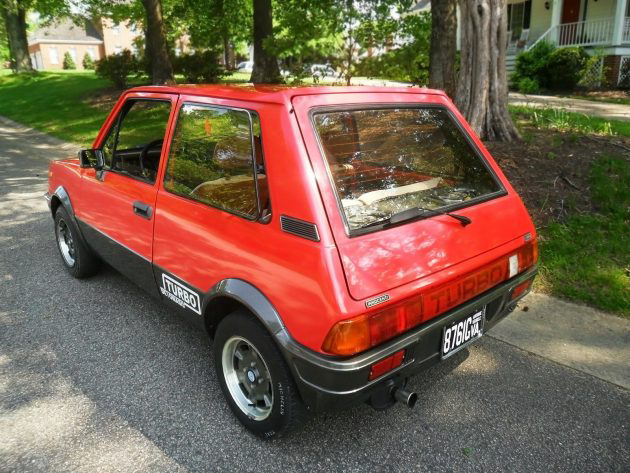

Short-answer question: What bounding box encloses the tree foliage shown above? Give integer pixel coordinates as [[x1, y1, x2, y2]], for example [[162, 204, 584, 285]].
[[358, 11, 431, 84], [173, 50, 227, 82], [0, 13, 10, 65], [95, 49, 140, 89]]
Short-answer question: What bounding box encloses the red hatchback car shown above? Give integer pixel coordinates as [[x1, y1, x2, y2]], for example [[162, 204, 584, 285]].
[[46, 85, 537, 438]]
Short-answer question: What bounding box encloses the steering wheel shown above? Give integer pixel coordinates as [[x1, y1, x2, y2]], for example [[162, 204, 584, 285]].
[[139, 139, 163, 178]]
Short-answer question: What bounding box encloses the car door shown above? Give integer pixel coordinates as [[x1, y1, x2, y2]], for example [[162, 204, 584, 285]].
[[151, 96, 273, 315], [75, 92, 177, 295]]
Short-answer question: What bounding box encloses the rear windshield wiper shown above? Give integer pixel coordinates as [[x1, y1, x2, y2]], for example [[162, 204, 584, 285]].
[[362, 206, 472, 230]]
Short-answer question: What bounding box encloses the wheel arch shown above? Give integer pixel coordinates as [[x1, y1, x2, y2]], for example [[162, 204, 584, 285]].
[[202, 279, 288, 342], [50, 185, 89, 247], [50, 185, 75, 218]]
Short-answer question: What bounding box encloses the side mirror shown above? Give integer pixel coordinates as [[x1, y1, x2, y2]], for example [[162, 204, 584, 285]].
[[78, 149, 104, 170]]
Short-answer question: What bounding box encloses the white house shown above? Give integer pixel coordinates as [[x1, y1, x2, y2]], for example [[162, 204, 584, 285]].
[[505, 0, 630, 85], [408, 0, 630, 86]]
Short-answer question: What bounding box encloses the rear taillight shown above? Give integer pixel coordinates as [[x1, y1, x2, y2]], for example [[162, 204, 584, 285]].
[[517, 239, 538, 273], [322, 237, 538, 356], [322, 296, 422, 356]]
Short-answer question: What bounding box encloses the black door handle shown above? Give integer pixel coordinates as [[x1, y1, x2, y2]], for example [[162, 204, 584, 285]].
[[132, 201, 153, 220]]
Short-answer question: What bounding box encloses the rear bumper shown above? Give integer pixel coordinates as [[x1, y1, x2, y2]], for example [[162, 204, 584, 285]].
[[279, 266, 538, 412]]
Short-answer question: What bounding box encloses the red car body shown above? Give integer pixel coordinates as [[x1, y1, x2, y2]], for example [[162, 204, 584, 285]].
[[47, 85, 537, 414]]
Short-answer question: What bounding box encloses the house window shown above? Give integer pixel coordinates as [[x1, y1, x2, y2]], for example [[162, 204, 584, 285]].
[[49, 47, 59, 65], [114, 46, 123, 54], [507, 1, 532, 40], [507, 1, 532, 31], [87, 47, 95, 60], [68, 47, 77, 62]]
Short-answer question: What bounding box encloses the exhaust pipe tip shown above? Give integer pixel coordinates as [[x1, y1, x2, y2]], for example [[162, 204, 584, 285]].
[[393, 388, 418, 408]]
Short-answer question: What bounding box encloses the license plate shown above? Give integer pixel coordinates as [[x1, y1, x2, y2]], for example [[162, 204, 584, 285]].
[[441, 308, 485, 359]]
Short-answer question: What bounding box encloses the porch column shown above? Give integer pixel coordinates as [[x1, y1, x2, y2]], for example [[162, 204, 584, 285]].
[[611, 0, 628, 45], [550, 0, 564, 44]]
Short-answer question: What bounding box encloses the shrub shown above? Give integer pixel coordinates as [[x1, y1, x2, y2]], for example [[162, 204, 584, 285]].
[[95, 50, 139, 89], [513, 41, 555, 86], [82, 53, 94, 70], [517, 77, 540, 94], [172, 51, 227, 83], [546, 47, 589, 90], [62, 52, 76, 70], [512, 42, 588, 92]]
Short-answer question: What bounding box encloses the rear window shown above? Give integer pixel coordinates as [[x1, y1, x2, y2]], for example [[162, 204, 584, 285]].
[[312, 107, 502, 233]]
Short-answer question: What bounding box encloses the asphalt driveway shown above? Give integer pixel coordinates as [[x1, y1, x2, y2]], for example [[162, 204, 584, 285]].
[[1, 118, 628, 472]]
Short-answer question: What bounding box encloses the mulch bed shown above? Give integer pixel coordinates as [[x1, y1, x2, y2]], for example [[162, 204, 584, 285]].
[[485, 127, 630, 227]]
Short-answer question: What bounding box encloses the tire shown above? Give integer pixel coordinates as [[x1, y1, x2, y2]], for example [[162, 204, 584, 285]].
[[54, 206, 99, 278], [213, 310, 306, 439]]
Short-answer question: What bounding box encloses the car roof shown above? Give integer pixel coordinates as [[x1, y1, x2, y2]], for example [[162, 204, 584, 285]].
[[127, 84, 447, 105]]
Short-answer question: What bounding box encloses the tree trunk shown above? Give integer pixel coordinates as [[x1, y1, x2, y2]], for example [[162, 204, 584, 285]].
[[455, 0, 519, 142], [429, 0, 456, 98], [0, 0, 33, 73], [227, 40, 235, 69], [250, 0, 281, 83], [141, 0, 174, 85]]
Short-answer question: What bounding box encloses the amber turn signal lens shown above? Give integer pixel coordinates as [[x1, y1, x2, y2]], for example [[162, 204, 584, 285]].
[[322, 296, 423, 356]]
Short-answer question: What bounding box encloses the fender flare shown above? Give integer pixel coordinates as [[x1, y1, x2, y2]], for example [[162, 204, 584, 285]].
[[50, 185, 88, 245], [51, 185, 75, 218], [202, 278, 289, 341]]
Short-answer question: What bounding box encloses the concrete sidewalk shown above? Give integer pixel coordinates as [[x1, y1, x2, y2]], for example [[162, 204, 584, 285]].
[[509, 92, 630, 122], [490, 292, 630, 389]]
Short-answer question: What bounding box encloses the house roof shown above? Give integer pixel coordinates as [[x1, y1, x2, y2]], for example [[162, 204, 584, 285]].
[[28, 19, 103, 45]]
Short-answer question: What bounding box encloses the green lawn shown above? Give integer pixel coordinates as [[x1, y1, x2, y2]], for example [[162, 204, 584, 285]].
[[0, 70, 342, 147], [0, 71, 115, 147], [535, 155, 630, 317], [510, 105, 630, 138]]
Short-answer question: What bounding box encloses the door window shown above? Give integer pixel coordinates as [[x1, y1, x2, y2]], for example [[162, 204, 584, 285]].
[[100, 99, 172, 183], [164, 103, 268, 220]]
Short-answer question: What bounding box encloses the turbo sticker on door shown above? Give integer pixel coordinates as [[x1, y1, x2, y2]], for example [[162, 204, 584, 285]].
[[160, 273, 202, 315]]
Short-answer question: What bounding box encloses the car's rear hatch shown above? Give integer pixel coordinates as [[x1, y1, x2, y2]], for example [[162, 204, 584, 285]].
[[292, 90, 534, 301], [331, 194, 532, 300]]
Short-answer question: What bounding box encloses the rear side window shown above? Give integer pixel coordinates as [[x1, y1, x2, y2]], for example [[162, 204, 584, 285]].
[[164, 103, 268, 219]]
